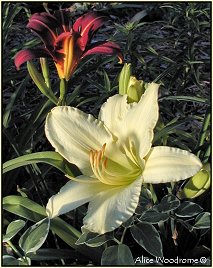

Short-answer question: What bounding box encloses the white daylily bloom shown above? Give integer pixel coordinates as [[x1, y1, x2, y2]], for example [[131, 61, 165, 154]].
[[45, 83, 202, 234]]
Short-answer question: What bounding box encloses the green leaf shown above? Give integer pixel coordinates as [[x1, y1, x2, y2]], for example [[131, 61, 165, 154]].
[[130, 10, 147, 23], [2, 255, 20, 266], [50, 217, 80, 248], [3, 195, 47, 220], [86, 233, 114, 248], [19, 218, 50, 254], [147, 46, 158, 55], [17, 97, 54, 149], [27, 249, 84, 261], [155, 194, 180, 213], [75, 227, 113, 247], [103, 70, 111, 92], [3, 3, 30, 47], [175, 201, 203, 217], [159, 95, 209, 104], [101, 244, 134, 265], [3, 75, 30, 128], [193, 212, 210, 229], [3, 219, 26, 242], [140, 209, 169, 223], [153, 119, 192, 143], [3, 151, 74, 176], [3, 195, 80, 249], [130, 222, 163, 257], [197, 108, 211, 157], [75, 228, 99, 245]]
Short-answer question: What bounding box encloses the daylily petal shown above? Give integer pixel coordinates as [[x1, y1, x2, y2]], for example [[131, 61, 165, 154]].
[[143, 146, 203, 183], [62, 33, 82, 80], [46, 176, 109, 218], [82, 41, 123, 63], [73, 12, 106, 48], [14, 48, 50, 69], [83, 177, 143, 234], [45, 106, 113, 175], [27, 12, 59, 48], [120, 83, 159, 159], [99, 94, 132, 138]]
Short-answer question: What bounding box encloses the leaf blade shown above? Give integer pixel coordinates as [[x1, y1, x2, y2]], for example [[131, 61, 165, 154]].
[[3, 151, 74, 176], [130, 222, 163, 257]]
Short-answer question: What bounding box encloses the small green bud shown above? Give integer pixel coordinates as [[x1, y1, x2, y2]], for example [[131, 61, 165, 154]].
[[178, 164, 210, 199], [127, 76, 144, 103]]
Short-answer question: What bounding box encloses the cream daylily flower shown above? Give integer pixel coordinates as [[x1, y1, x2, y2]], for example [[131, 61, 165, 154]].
[[45, 83, 202, 234]]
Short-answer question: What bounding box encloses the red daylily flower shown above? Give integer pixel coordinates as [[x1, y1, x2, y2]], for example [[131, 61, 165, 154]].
[[15, 10, 123, 81]]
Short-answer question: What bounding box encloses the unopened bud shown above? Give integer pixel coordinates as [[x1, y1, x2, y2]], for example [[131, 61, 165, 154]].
[[178, 163, 210, 199], [119, 63, 145, 103]]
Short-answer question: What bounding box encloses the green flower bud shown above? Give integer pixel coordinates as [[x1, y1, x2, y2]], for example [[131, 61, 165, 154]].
[[127, 76, 144, 103], [27, 61, 57, 104], [40, 58, 51, 89], [119, 63, 131, 96], [119, 63, 145, 103], [178, 163, 210, 199]]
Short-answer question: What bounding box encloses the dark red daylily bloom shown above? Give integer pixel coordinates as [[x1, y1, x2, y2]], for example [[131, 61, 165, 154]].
[[15, 10, 123, 81]]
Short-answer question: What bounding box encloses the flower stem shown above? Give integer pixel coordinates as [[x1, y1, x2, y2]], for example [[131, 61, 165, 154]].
[[120, 227, 128, 244], [58, 79, 67, 106]]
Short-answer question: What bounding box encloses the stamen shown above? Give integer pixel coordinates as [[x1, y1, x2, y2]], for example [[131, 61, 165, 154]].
[[103, 158, 108, 169], [89, 150, 94, 166], [97, 150, 102, 166], [102, 143, 106, 155], [89, 144, 111, 185], [89, 143, 140, 186]]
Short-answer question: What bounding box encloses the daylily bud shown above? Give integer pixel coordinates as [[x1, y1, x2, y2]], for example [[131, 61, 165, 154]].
[[119, 63, 145, 103], [27, 61, 57, 104], [178, 163, 210, 199], [127, 76, 144, 103], [40, 58, 51, 89], [119, 63, 131, 95]]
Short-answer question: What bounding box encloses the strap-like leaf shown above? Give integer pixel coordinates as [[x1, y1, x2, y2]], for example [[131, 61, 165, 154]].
[[3, 151, 74, 176]]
